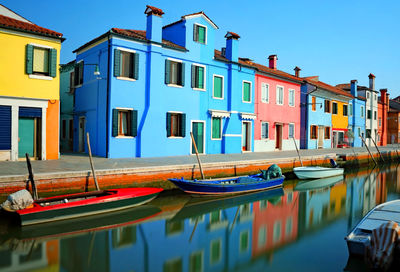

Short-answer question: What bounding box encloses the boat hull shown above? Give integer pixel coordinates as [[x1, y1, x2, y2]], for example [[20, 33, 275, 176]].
[[169, 175, 284, 195], [293, 166, 344, 179], [14, 188, 162, 226]]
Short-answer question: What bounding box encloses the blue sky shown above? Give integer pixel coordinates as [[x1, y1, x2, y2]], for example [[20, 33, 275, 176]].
[[3, 0, 399, 96]]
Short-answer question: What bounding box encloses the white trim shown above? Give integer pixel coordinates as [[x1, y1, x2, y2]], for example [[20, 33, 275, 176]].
[[116, 77, 137, 82], [28, 43, 54, 49], [28, 74, 53, 81], [241, 121, 252, 152], [190, 120, 206, 155], [167, 84, 183, 88], [261, 83, 269, 104], [261, 121, 269, 139], [242, 80, 252, 103], [115, 136, 134, 139], [288, 89, 295, 107], [115, 107, 134, 110], [167, 57, 183, 63], [208, 109, 230, 118], [193, 23, 207, 45], [212, 74, 224, 99], [276, 85, 284, 105], [211, 117, 222, 140], [116, 47, 136, 53], [240, 112, 256, 120], [167, 110, 184, 114], [223, 134, 241, 137], [183, 14, 218, 29], [0, 28, 61, 43], [192, 63, 206, 91]]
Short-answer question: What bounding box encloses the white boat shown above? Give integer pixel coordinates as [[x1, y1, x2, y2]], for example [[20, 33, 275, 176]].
[[293, 166, 344, 179], [346, 200, 400, 256], [294, 175, 343, 191]]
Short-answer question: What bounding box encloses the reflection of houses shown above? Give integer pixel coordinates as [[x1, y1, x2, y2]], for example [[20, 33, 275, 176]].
[[251, 192, 299, 257]]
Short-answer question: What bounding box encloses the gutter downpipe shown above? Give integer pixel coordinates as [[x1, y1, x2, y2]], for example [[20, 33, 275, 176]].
[[106, 33, 111, 157]]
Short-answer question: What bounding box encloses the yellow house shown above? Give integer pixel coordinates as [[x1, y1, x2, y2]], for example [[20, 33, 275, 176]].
[[331, 99, 350, 148], [0, 5, 64, 160]]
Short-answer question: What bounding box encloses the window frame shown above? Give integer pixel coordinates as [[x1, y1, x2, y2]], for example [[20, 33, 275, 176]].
[[374, 111, 377, 120], [349, 103, 353, 116], [261, 122, 269, 139], [211, 117, 222, 140], [261, 83, 269, 103], [311, 96, 316, 111], [193, 23, 207, 45], [310, 125, 318, 139], [117, 48, 138, 81], [276, 85, 284, 105], [166, 58, 184, 87], [167, 111, 185, 138], [242, 80, 252, 103], [74, 60, 84, 87], [192, 63, 206, 91], [288, 89, 295, 107], [361, 106, 365, 118], [332, 102, 338, 115], [117, 109, 133, 137], [27, 43, 56, 80], [324, 127, 331, 139], [343, 104, 348, 116], [324, 100, 331, 113], [288, 123, 295, 139], [212, 74, 224, 99], [367, 110, 372, 119]]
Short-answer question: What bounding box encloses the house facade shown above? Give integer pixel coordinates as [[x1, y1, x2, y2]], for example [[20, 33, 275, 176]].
[[72, 6, 255, 158], [59, 61, 75, 152], [0, 5, 63, 161], [377, 89, 388, 146], [250, 57, 302, 152], [388, 99, 400, 144], [331, 96, 352, 148]]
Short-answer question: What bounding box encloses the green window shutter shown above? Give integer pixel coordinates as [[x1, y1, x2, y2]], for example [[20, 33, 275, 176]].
[[131, 110, 138, 137], [49, 48, 57, 77], [165, 60, 170, 84], [198, 66, 204, 89], [191, 65, 196, 88], [180, 63, 185, 86], [133, 53, 139, 80], [26, 44, 33, 74], [212, 118, 221, 139], [114, 49, 121, 77], [193, 24, 198, 42], [180, 113, 186, 137], [243, 82, 250, 102], [166, 112, 171, 137], [112, 109, 118, 137], [214, 76, 222, 98], [198, 26, 205, 43]]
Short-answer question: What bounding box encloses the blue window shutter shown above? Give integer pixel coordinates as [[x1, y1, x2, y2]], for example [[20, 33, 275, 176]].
[[131, 110, 138, 137], [112, 109, 118, 137], [180, 62, 185, 86], [133, 53, 139, 80], [114, 49, 121, 77], [26, 44, 33, 74], [49, 48, 57, 77], [0, 106, 11, 150], [191, 65, 196, 88], [165, 60, 170, 84], [180, 113, 186, 137], [166, 112, 171, 137]]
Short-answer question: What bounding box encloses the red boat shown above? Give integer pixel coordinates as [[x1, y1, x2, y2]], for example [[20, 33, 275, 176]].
[[4, 187, 163, 226]]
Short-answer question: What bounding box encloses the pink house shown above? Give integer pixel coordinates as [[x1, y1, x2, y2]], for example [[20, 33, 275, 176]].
[[243, 56, 302, 151]]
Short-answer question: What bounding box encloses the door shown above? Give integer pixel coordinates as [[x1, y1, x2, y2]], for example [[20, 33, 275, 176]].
[[275, 124, 282, 150], [332, 131, 337, 148], [242, 122, 251, 151], [191, 122, 204, 154], [79, 117, 85, 152], [318, 126, 324, 148], [18, 117, 35, 158]]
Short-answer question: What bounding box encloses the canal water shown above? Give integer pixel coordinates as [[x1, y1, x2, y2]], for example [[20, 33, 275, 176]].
[[1, 164, 400, 272]]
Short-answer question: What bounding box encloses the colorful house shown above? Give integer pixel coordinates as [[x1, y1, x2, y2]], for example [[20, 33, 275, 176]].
[[300, 77, 353, 149], [377, 88, 389, 146], [336, 80, 367, 147], [244, 56, 302, 152], [72, 5, 255, 158], [0, 4, 63, 161], [388, 99, 400, 144], [330, 97, 352, 148], [59, 61, 75, 152]]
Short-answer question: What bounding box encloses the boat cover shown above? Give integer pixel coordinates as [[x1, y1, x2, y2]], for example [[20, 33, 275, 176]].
[[1, 189, 34, 211], [365, 220, 400, 270], [261, 164, 282, 180]]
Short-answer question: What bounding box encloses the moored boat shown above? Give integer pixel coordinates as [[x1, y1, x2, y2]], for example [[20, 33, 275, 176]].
[[293, 166, 344, 179]]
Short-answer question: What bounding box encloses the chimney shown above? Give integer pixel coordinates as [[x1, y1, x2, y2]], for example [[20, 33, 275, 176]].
[[350, 80, 358, 97], [368, 73, 375, 90], [294, 66, 301, 77], [380, 88, 388, 104], [221, 47, 226, 57], [144, 5, 164, 43], [225, 32, 240, 62], [268, 55, 277, 69]]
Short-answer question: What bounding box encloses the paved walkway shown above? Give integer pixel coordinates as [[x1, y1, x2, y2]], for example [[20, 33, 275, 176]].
[[1, 145, 398, 178]]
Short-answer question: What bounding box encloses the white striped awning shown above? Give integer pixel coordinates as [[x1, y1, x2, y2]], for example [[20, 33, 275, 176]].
[[240, 112, 257, 120], [208, 110, 230, 118]]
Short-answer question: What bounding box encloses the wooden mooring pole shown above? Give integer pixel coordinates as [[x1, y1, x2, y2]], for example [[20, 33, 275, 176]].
[[292, 137, 303, 167], [86, 132, 100, 191], [370, 136, 385, 163], [190, 132, 205, 179], [361, 136, 378, 166], [25, 153, 38, 200]]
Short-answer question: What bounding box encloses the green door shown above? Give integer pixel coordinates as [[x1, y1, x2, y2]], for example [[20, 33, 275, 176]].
[[192, 122, 204, 154], [18, 117, 35, 158]]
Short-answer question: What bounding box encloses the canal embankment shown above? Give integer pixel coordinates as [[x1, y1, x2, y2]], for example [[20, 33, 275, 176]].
[[1, 145, 400, 197]]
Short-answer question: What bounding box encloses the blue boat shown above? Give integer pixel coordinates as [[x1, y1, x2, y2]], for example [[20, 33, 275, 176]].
[[169, 165, 285, 195]]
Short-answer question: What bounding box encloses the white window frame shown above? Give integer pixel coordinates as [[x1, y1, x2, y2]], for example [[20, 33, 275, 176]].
[[242, 80, 252, 103], [261, 122, 269, 139], [276, 85, 284, 105], [211, 117, 222, 140], [261, 83, 269, 103], [288, 123, 295, 139], [288, 89, 295, 107], [194, 23, 207, 45], [116, 47, 137, 82], [167, 57, 184, 88], [192, 63, 206, 91], [212, 74, 224, 99]]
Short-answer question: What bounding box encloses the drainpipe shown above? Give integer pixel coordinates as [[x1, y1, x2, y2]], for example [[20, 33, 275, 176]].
[[106, 34, 111, 157]]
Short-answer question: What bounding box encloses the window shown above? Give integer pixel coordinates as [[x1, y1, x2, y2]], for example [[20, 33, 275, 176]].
[[276, 86, 284, 105], [165, 59, 185, 86], [325, 127, 330, 139], [312, 96, 316, 111], [261, 83, 269, 103], [366, 129, 371, 138], [191, 65, 205, 90], [273, 221, 281, 243], [239, 231, 250, 253], [361, 106, 364, 118], [288, 123, 294, 138], [243, 81, 251, 102], [210, 211, 221, 224], [26, 44, 57, 78], [374, 111, 377, 120], [343, 105, 348, 116], [165, 220, 184, 236], [374, 94, 377, 101], [213, 75, 223, 99], [379, 118, 382, 127], [286, 217, 293, 236], [69, 71, 75, 93], [349, 104, 353, 116], [324, 100, 330, 113], [310, 125, 318, 139], [367, 110, 372, 119], [164, 258, 182, 272], [114, 49, 139, 80], [288, 89, 295, 106], [193, 24, 206, 44], [258, 226, 267, 248], [261, 122, 269, 139], [332, 102, 338, 114], [210, 239, 221, 264], [112, 226, 136, 249], [367, 92, 370, 99], [74, 61, 84, 86], [190, 252, 203, 272], [211, 117, 222, 139], [112, 109, 137, 137], [166, 112, 186, 137]]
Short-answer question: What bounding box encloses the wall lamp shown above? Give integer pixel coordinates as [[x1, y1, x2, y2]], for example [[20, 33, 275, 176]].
[[83, 63, 100, 76]]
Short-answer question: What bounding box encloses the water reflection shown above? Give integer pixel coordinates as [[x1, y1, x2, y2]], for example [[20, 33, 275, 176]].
[[1, 164, 400, 271]]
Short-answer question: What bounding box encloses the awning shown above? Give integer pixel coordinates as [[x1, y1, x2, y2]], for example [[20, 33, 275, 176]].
[[208, 110, 230, 118], [240, 112, 257, 120]]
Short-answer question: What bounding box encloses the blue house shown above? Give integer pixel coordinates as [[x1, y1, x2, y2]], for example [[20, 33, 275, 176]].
[[72, 5, 255, 158]]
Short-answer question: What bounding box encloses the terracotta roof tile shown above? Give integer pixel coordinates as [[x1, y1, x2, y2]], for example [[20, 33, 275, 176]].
[[225, 31, 240, 39], [305, 79, 353, 99], [144, 5, 164, 16], [0, 14, 63, 38]]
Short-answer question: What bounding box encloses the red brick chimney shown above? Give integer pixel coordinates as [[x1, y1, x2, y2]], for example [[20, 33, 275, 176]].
[[294, 66, 301, 77], [268, 55, 277, 70]]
